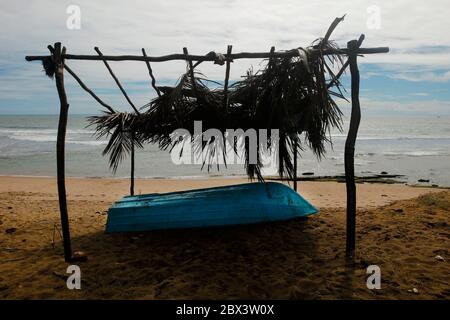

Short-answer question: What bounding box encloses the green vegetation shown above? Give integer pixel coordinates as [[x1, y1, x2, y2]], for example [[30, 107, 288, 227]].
[[418, 192, 450, 210]]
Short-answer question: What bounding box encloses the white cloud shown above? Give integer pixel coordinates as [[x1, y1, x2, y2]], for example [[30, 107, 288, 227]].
[[1, 0, 450, 113], [390, 70, 450, 83], [359, 98, 450, 115]]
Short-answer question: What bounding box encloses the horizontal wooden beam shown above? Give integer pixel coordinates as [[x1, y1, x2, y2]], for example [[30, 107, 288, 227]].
[[25, 47, 389, 63]]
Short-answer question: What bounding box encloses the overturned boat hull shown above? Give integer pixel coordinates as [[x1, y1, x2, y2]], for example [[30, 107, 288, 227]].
[[106, 182, 318, 233]]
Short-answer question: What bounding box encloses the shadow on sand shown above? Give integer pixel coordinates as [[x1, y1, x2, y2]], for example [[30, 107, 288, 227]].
[[54, 217, 330, 299]]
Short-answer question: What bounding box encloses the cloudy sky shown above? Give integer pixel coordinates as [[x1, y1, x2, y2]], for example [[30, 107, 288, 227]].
[[1, 0, 450, 115]]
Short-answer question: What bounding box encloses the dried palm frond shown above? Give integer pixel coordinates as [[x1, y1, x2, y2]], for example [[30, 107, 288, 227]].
[[42, 56, 55, 78], [88, 111, 143, 172], [88, 18, 348, 181], [227, 40, 344, 180]]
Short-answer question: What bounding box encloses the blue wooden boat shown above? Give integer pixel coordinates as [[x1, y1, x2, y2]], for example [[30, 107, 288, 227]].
[[106, 182, 318, 233]]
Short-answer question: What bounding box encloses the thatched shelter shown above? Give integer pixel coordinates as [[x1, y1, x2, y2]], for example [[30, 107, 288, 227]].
[[89, 37, 344, 182], [25, 16, 388, 262]]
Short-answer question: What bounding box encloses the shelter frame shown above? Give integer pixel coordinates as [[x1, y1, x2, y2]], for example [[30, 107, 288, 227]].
[[25, 19, 388, 262]]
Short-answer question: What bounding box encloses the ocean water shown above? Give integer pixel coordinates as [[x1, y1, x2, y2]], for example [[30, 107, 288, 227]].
[[0, 115, 449, 186]]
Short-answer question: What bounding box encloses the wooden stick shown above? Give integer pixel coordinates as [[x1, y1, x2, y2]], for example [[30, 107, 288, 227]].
[[94, 47, 140, 114], [26, 47, 389, 63], [328, 34, 365, 91], [344, 37, 363, 261], [293, 142, 298, 192], [268, 46, 275, 64], [65, 65, 115, 113], [142, 48, 161, 97], [322, 15, 346, 45], [183, 47, 198, 95], [52, 42, 72, 262], [223, 45, 233, 110], [49, 45, 115, 113], [130, 131, 135, 196], [192, 61, 203, 68], [327, 59, 349, 89]]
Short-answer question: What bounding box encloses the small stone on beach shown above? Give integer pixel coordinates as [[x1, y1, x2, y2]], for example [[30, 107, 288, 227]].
[[408, 288, 419, 294], [435, 255, 445, 261], [394, 208, 404, 213], [71, 251, 88, 262], [5, 228, 17, 234]]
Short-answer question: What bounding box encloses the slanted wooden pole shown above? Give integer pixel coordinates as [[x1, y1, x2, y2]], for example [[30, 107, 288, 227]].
[[327, 59, 350, 89], [47, 45, 115, 113], [345, 36, 364, 260], [53, 42, 72, 262], [130, 131, 135, 196], [63, 64, 116, 113], [142, 48, 161, 97], [94, 47, 140, 114], [49, 44, 115, 114], [183, 47, 198, 95]]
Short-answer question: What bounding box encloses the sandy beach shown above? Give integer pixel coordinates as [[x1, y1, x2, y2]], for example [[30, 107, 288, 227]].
[[0, 176, 448, 299]]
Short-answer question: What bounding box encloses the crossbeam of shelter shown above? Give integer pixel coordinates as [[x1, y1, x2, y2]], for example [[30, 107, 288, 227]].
[[25, 16, 388, 263], [25, 46, 388, 63]]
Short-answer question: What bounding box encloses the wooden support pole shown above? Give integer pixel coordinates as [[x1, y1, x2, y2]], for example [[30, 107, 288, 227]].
[[223, 45, 232, 111], [94, 47, 140, 114], [293, 142, 298, 192], [130, 131, 135, 196], [345, 36, 364, 260], [52, 42, 72, 262]]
